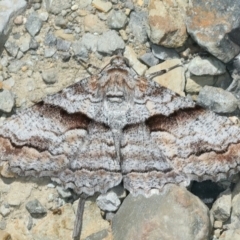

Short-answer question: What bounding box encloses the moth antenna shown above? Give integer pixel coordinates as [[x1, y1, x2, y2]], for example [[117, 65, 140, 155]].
[[146, 63, 183, 80]]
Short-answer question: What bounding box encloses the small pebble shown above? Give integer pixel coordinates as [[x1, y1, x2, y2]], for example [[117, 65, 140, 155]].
[[71, 4, 79, 11], [21, 66, 28, 72], [14, 15, 24, 25]]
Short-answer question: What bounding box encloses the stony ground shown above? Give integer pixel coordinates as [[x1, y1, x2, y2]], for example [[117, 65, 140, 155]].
[[1, 0, 240, 239]]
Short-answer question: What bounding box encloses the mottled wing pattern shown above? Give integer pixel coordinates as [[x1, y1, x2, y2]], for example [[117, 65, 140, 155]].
[[0, 77, 122, 196], [122, 80, 240, 195]]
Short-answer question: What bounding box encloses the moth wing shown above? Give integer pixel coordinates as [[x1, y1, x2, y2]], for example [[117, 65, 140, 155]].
[[0, 78, 122, 196], [122, 81, 240, 196]]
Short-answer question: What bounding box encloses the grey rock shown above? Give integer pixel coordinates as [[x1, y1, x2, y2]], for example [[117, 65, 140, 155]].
[[45, 32, 57, 46], [0, 205, 10, 217], [220, 230, 240, 240], [16, 50, 24, 59], [54, 16, 68, 28], [0, 89, 15, 113], [152, 44, 179, 60], [107, 10, 127, 29], [105, 212, 115, 221], [27, 216, 33, 230], [81, 33, 99, 52], [4, 40, 19, 57], [0, 56, 8, 67], [85, 229, 109, 240], [0, 0, 27, 51], [140, 52, 159, 67], [112, 185, 211, 240], [211, 188, 232, 222], [78, 0, 92, 8], [231, 181, 240, 220], [0, 220, 6, 230], [50, 0, 71, 14], [188, 56, 226, 76], [56, 38, 71, 52], [33, 3, 41, 10], [7, 60, 23, 73], [41, 69, 57, 84], [97, 30, 125, 55], [25, 13, 43, 37], [19, 36, 31, 53], [128, 11, 148, 43], [96, 192, 121, 212], [186, 0, 240, 63], [44, 47, 56, 58], [25, 199, 47, 218], [197, 86, 238, 113], [72, 41, 88, 61], [39, 12, 49, 22], [109, 184, 126, 200], [29, 38, 39, 50], [56, 186, 72, 198]]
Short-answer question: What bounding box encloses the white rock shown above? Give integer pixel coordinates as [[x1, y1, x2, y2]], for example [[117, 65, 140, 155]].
[[124, 46, 147, 76], [96, 192, 121, 212], [211, 188, 232, 222]]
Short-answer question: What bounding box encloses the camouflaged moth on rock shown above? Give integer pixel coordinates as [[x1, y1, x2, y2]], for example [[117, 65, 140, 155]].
[[1, 56, 240, 239]]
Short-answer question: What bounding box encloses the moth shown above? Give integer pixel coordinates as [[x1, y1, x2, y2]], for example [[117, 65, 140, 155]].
[[0, 56, 240, 239]]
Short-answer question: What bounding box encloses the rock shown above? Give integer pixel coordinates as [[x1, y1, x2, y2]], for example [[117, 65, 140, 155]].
[[146, 59, 185, 96], [33, 3, 41, 10], [78, 0, 92, 8], [231, 181, 240, 220], [0, 205, 10, 217], [96, 192, 121, 212], [71, 4, 79, 11], [188, 56, 226, 76], [49, 0, 71, 15], [128, 10, 148, 43], [0, 220, 7, 230], [0, 0, 27, 50], [146, 52, 164, 68], [148, 0, 188, 47], [41, 69, 57, 84], [29, 38, 39, 50], [19, 35, 31, 53], [81, 33, 99, 52], [25, 13, 43, 37], [7, 60, 23, 73], [6, 181, 33, 206], [211, 188, 231, 222], [56, 38, 71, 52], [54, 16, 67, 28], [151, 44, 179, 60], [0, 90, 14, 113], [124, 46, 147, 76], [214, 220, 223, 229], [39, 12, 49, 22], [84, 14, 107, 34], [186, 0, 240, 63], [197, 86, 238, 113], [26, 199, 47, 218], [55, 29, 75, 41], [4, 40, 19, 57], [112, 184, 211, 240], [45, 32, 57, 46], [85, 229, 109, 240], [44, 47, 56, 58], [186, 75, 215, 93], [107, 10, 127, 29], [97, 30, 125, 55], [220, 229, 240, 240], [92, 0, 112, 12], [72, 41, 88, 61], [56, 186, 72, 198], [0, 230, 10, 240], [14, 15, 24, 25], [109, 184, 127, 200]]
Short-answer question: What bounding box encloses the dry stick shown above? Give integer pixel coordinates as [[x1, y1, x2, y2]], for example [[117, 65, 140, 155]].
[[72, 196, 87, 240]]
